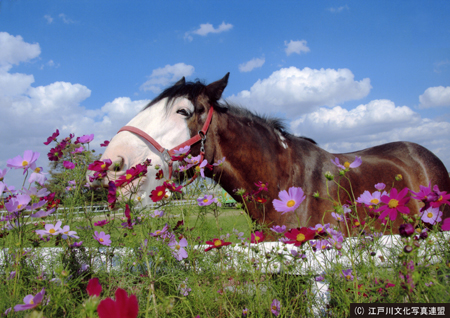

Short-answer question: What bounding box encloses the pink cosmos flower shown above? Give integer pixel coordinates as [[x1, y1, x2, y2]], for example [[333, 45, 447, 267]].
[[5, 194, 32, 213], [152, 210, 164, 218], [97, 288, 139, 318], [150, 224, 169, 237], [171, 145, 190, 161], [410, 182, 433, 201], [75, 134, 94, 144], [63, 161, 76, 169], [0, 182, 5, 197], [30, 208, 55, 218], [376, 187, 410, 222], [59, 225, 80, 239], [375, 183, 386, 190], [212, 157, 226, 166], [254, 181, 269, 192], [271, 299, 281, 316], [86, 277, 102, 297], [198, 159, 208, 178], [331, 212, 344, 221], [28, 164, 47, 185], [356, 190, 386, 207], [71, 146, 84, 154], [251, 231, 266, 244], [270, 225, 286, 234], [35, 221, 63, 237], [204, 238, 232, 251], [441, 218, 450, 231], [272, 187, 305, 214], [88, 159, 113, 172], [420, 206, 443, 224], [7, 150, 40, 174], [168, 237, 188, 261], [178, 278, 191, 296], [197, 194, 218, 206], [430, 185, 450, 208], [100, 140, 110, 147], [341, 269, 354, 281], [43, 129, 59, 145], [93, 231, 111, 246], [14, 288, 45, 311], [0, 168, 8, 181], [94, 220, 110, 227], [184, 155, 201, 166], [331, 156, 362, 170]]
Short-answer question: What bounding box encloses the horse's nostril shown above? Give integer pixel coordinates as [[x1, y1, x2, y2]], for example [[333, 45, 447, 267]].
[[109, 157, 125, 172]]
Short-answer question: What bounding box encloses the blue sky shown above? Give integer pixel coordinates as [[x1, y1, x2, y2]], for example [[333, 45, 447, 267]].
[[1, 0, 450, 188]]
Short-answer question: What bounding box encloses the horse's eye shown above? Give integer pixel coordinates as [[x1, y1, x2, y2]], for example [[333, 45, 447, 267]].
[[176, 109, 190, 117]]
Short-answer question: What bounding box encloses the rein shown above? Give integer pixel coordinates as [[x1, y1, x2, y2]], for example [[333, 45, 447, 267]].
[[117, 106, 214, 180]]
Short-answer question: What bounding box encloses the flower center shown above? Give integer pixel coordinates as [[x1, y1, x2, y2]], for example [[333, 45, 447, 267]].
[[180, 284, 186, 288], [34, 167, 41, 173], [318, 227, 323, 232], [354, 221, 360, 226], [49, 229, 56, 234], [101, 164, 106, 169], [100, 238, 104, 242], [203, 199, 209, 203], [156, 231, 160, 235], [344, 161, 350, 169], [370, 198, 379, 204], [157, 191, 163, 197], [437, 195, 443, 202], [272, 306, 277, 311], [17, 204, 23, 210], [296, 233, 305, 242], [286, 200, 296, 207], [388, 199, 399, 209], [22, 160, 29, 167], [125, 174, 133, 180], [255, 236, 260, 242], [176, 244, 181, 250], [427, 212, 433, 218], [29, 299, 34, 305], [261, 183, 265, 188], [346, 275, 352, 280], [214, 240, 222, 247]]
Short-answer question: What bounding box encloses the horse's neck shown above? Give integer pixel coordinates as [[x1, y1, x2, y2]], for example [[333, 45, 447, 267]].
[[209, 111, 300, 197]]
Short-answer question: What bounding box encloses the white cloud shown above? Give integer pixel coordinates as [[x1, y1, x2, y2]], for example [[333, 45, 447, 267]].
[[327, 5, 350, 13], [140, 63, 195, 93], [228, 67, 371, 117], [44, 15, 53, 24], [290, 99, 450, 171], [0, 32, 40, 70], [184, 22, 233, 41], [419, 86, 450, 108], [239, 57, 265, 73], [59, 13, 75, 24], [284, 40, 310, 56]]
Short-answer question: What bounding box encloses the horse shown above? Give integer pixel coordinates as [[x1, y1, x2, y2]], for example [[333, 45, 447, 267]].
[[89, 73, 450, 235]]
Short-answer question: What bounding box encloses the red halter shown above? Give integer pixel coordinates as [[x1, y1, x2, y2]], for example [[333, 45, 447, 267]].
[[117, 106, 214, 180]]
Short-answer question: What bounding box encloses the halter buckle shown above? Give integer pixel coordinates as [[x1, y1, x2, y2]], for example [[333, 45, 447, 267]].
[[198, 130, 206, 153], [162, 149, 171, 163]]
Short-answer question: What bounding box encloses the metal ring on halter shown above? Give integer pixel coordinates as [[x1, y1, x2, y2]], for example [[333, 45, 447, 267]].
[[162, 149, 171, 163]]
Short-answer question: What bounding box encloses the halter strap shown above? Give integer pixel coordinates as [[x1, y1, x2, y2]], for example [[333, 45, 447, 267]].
[[117, 106, 214, 179]]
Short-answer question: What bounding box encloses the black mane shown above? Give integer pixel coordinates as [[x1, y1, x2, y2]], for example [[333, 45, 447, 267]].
[[145, 80, 316, 145]]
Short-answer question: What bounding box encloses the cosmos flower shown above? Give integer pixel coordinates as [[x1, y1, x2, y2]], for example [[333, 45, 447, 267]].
[[341, 269, 354, 281], [204, 238, 232, 251], [168, 237, 188, 261], [420, 206, 443, 225], [212, 157, 226, 167], [151, 210, 164, 218], [441, 218, 450, 231], [14, 288, 46, 311], [270, 299, 281, 316], [30, 208, 55, 219], [150, 224, 169, 237], [28, 163, 47, 186], [284, 227, 315, 246], [150, 185, 167, 202], [254, 181, 268, 192], [374, 183, 386, 190], [58, 225, 80, 239], [35, 221, 63, 237], [7, 150, 40, 174], [43, 129, 59, 145], [272, 187, 305, 214], [115, 164, 147, 187], [94, 220, 110, 227], [100, 140, 110, 147], [5, 194, 32, 213], [197, 194, 218, 206], [331, 156, 362, 171], [171, 145, 190, 161], [251, 231, 266, 244], [88, 159, 113, 172], [75, 134, 94, 144], [270, 225, 286, 234], [97, 288, 139, 318], [63, 161, 76, 169], [356, 190, 386, 207], [86, 278, 102, 297], [178, 278, 191, 296], [93, 231, 111, 246], [376, 187, 410, 221]]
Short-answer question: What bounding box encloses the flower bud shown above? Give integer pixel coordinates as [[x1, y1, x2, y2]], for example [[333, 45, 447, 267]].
[[419, 231, 428, 240], [324, 171, 334, 181], [313, 191, 320, 198], [413, 241, 420, 248], [404, 245, 413, 253], [395, 174, 403, 181], [399, 223, 414, 237], [335, 242, 342, 250]]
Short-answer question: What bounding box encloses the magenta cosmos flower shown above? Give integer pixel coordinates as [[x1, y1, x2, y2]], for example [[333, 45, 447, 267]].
[[75, 134, 94, 144], [376, 187, 410, 221], [7, 150, 40, 174], [14, 288, 45, 311], [93, 231, 111, 246], [331, 156, 362, 170], [86, 277, 102, 297], [272, 186, 305, 214], [63, 161, 76, 169], [43, 129, 59, 145], [441, 218, 450, 231], [97, 288, 139, 318], [251, 231, 266, 244]]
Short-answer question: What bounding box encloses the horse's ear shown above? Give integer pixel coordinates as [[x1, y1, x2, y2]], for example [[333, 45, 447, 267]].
[[175, 77, 185, 86], [205, 73, 229, 101]]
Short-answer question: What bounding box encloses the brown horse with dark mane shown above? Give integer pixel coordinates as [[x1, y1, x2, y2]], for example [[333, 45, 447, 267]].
[[95, 73, 450, 235]]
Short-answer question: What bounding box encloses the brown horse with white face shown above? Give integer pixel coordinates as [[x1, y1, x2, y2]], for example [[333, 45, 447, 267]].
[[91, 73, 450, 234]]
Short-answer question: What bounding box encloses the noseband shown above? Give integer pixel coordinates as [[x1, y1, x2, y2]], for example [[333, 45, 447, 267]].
[[117, 106, 214, 180]]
